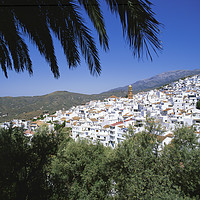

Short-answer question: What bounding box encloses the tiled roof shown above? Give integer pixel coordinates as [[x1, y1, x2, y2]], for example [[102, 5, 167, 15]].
[[110, 121, 123, 126], [109, 95, 118, 99], [24, 130, 35, 135], [72, 116, 81, 120]]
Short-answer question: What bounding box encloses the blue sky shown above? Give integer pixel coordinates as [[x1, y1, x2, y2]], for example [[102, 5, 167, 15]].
[[0, 0, 200, 97]]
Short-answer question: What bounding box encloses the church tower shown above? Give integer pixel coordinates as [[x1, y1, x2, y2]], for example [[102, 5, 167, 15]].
[[128, 85, 133, 99]]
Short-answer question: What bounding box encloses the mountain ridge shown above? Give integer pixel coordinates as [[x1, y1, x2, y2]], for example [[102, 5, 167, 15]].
[[0, 69, 200, 122], [106, 69, 200, 92]]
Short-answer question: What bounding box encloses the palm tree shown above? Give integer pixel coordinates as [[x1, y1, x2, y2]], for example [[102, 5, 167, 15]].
[[0, 0, 161, 78]]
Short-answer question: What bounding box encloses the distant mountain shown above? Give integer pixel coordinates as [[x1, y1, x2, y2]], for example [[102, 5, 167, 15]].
[[0, 69, 199, 122], [107, 69, 200, 92], [0, 91, 110, 122]]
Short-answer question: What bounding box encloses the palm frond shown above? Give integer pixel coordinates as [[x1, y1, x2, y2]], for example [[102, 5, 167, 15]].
[[0, 7, 32, 75], [77, 0, 109, 51], [13, 6, 59, 77], [0, 0, 161, 78], [44, 2, 80, 69], [66, 2, 101, 75], [0, 38, 12, 77], [105, 0, 161, 59]]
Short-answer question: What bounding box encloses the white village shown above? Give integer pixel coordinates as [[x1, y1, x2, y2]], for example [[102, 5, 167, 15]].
[[1, 74, 200, 148]]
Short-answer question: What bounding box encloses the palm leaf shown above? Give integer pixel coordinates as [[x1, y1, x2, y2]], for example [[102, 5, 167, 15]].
[[0, 0, 161, 77], [13, 5, 59, 77], [0, 38, 12, 77], [0, 6, 32, 76], [77, 0, 109, 51], [105, 0, 161, 59]]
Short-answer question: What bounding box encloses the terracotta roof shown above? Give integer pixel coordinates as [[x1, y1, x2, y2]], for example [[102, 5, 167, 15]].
[[72, 116, 81, 120], [103, 125, 110, 128], [61, 117, 66, 121], [24, 130, 35, 135], [124, 119, 134, 122], [90, 118, 98, 122], [157, 135, 167, 142], [165, 133, 174, 138], [110, 121, 123, 126], [109, 95, 118, 99], [66, 112, 72, 115], [36, 121, 45, 126], [88, 109, 97, 113], [105, 105, 112, 107]]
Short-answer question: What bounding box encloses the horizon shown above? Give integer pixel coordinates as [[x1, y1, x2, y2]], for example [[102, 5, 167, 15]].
[[0, 68, 199, 98], [0, 0, 200, 97]]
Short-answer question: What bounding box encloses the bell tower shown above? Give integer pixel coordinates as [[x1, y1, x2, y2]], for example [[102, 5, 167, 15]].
[[128, 85, 133, 99]]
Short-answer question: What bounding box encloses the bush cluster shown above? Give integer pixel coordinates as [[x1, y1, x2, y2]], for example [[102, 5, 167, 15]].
[[0, 125, 200, 200]]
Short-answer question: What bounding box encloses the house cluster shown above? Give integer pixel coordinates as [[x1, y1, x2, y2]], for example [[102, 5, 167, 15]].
[[1, 75, 200, 148]]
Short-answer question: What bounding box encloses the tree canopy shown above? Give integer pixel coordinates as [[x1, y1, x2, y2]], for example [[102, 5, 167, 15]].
[[196, 100, 200, 109], [0, 0, 161, 78], [1, 125, 200, 199]]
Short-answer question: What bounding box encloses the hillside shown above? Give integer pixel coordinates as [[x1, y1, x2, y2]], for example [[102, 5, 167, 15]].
[[107, 69, 200, 92], [0, 91, 110, 122], [0, 69, 200, 122]]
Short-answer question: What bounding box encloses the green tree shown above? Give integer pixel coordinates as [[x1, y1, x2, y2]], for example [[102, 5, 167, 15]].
[[160, 126, 200, 198], [0, 0, 161, 78], [50, 139, 113, 200], [54, 120, 67, 132], [196, 100, 200, 109], [0, 126, 70, 199], [111, 122, 186, 199]]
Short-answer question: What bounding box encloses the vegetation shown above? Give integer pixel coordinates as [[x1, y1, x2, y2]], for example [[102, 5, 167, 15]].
[[0, 0, 161, 78], [1, 124, 200, 199], [0, 90, 132, 122], [196, 100, 200, 109], [0, 126, 59, 199], [0, 91, 107, 122], [160, 126, 200, 198]]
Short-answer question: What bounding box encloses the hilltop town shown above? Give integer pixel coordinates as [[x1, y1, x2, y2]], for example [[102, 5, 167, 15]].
[[1, 74, 200, 148]]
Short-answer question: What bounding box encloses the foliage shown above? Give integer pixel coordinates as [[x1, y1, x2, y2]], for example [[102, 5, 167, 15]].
[[160, 126, 200, 198], [0, 125, 199, 199], [196, 100, 200, 109], [0, 0, 161, 78], [112, 123, 183, 199], [54, 121, 66, 131], [50, 139, 113, 200], [0, 126, 70, 199]]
